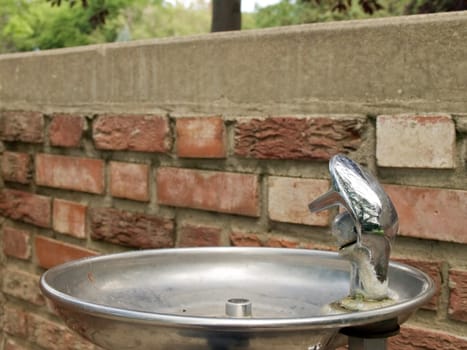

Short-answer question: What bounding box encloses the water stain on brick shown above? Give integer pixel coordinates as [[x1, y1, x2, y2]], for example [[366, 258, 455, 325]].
[[234, 116, 365, 160]]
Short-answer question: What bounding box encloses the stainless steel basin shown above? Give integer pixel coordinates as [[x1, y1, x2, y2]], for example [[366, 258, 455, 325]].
[[40, 247, 434, 350]]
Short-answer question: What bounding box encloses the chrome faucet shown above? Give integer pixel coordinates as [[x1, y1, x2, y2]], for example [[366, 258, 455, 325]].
[[309, 155, 398, 300]]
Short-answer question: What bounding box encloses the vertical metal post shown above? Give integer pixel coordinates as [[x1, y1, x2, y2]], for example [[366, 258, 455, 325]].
[[348, 336, 388, 350]]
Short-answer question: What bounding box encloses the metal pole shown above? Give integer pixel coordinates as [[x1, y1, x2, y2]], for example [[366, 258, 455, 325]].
[[348, 336, 388, 350]]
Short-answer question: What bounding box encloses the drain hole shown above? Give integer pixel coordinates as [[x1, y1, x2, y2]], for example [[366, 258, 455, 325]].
[[225, 298, 252, 318]]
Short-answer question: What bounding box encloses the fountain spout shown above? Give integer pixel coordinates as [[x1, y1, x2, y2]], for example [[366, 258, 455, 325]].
[[309, 155, 398, 300]]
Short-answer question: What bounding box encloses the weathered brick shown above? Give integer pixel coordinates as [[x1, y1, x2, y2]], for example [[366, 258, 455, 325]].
[[377, 114, 456, 168], [3, 226, 31, 260], [36, 154, 104, 194], [93, 115, 171, 153], [27, 313, 95, 350], [385, 185, 467, 244], [49, 114, 85, 147], [53, 199, 87, 239], [110, 161, 149, 201], [35, 236, 97, 269], [389, 325, 467, 350], [449, 269, 467, 322], [230, 232, 263, 247], [3, 306, 28, 337], [178, 224, 221, 247], [268, 177, 330, 226], [234, 116, 365, 160], [90, 207, 175, 249], [0, 111, 44, 143], [5, 339, 27, 350], [176, 116, 226, 158], [2, 269, 44, 306], [157, 167, 259, 217], [1, 151, 31, 184], [0, 189, 51, 228], [393, 257, 442, 310]]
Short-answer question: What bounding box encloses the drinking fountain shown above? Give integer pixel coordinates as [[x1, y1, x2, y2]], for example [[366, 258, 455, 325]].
[[40, 155, 434, 350]]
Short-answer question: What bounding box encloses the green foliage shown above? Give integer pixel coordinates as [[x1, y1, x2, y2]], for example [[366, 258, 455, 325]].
[[404, 0, 467, 14], [253, 0, 410, 28], [121, 1, 210, 39], [0, 0, 211, 54], [0, 0, 130, 52], [1, 0, 465, 54]]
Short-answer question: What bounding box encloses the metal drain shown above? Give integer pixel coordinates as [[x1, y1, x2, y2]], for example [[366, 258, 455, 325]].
[[225, 298, 252, 318]]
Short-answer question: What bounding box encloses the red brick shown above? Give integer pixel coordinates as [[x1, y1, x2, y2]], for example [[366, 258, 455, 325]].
[[93, 115, 171, 153], [385, 185, 467, 244], [449, 269, 467, 322], [110, 161, 149, 201], [393, 257, 442, 310], [90, 207, 175, 249], [268, 177, 330, 226], [389, 325, 467, 350], [49, 114, 85, 147], [176, 116, 226, 158], [0, 189, 51, 228], [230, 232, 263, 247], [2, 269, 44, 306], [377, 114, 456, 168], [36, 154, 104, 194], [178, 224, 221, 247], [3, 306, 28, 337], [1, 151, 31, 184], [0, 111, 44, 143], [234, 116, 365, 160], [35, 236, 97, 269], [3, 226, 31, 260], [53, 199, 87, 239], [265, 236, 300, 248], [157, 167, 259, 217], [301, 242, 337, 251]]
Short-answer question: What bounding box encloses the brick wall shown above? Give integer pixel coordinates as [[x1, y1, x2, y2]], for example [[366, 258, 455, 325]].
[[1, 12, 467, 350]]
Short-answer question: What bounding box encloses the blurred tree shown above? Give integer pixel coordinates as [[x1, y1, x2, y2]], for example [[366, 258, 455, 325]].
[[405, 0, 467, 14], [0, 0, 130, 52], [0, 0, 211, 53], [254, 0, 467, 28], [1, 0, 465, 54]]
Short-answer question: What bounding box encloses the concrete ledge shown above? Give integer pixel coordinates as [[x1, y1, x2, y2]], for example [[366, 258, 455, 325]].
[[1, 11, 467, 114]]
